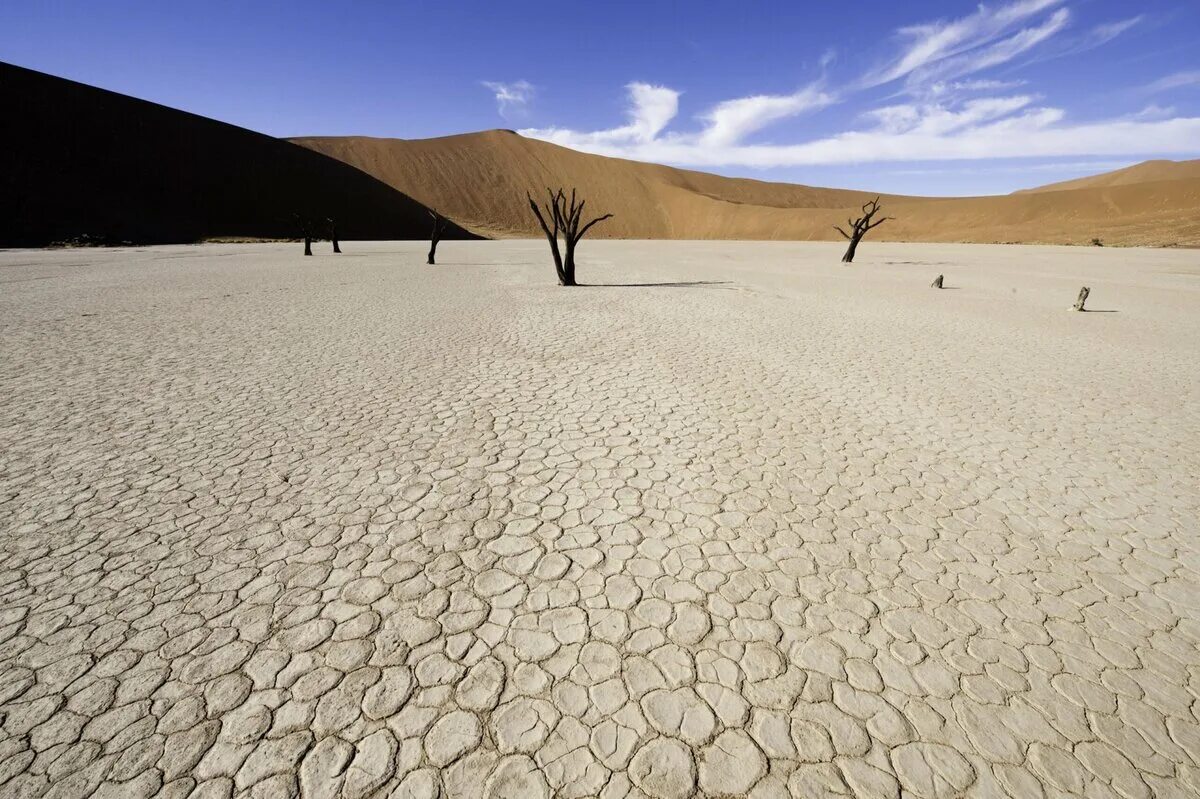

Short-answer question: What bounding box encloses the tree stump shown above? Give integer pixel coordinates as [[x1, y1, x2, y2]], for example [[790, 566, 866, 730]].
[[931, 274, 943, 289], [1073, 286, 1090, 312], [304, 236, 312, 257]]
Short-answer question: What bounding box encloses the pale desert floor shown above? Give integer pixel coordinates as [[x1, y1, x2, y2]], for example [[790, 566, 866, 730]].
[[1, 240, 1199, 799]]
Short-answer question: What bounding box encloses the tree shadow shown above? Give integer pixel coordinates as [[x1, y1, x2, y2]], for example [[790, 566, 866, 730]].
[[1080, 308, 1119, 313], [582, 280, 733, 289]]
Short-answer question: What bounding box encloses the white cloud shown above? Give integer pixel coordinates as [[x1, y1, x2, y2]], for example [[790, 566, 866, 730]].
[[698, 86, 835, 147], [904, 8, 1070, 87], [524, 82, 679, 147], [523, 81, 831, 153], [1020, 15, 1142, 68], [862, 0, 1066, 88], [511, 2, 1198, 172], [1128, 104, 1177, 121], [482, 80, 534, 118], [1087, 16, 1142, 45], [1144, 71, 1200, 95], [949, 79, 1029, 91], [521, 89, 1200, 169]]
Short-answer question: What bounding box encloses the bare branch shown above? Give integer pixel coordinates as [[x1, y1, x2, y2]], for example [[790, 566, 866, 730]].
[[833, 225, 851, 239], [527, 192, 554, 239], [575, 213, 613, 243]]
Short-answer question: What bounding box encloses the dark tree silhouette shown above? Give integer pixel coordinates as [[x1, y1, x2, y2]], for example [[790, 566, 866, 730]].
[[427, 210, 447, 265], [327, 218, 341, 253], [527, 188, 613, 286], [833, 197, 891, 263], [295, 214, 314, 256]]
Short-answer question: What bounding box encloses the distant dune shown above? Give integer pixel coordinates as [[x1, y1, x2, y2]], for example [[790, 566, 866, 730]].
[[295, 131, 1200, 246], [0, 63, 474, 247], [1016, 159, 1200, 194]]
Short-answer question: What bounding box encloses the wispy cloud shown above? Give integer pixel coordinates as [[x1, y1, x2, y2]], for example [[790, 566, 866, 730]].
[[902, 7, 1070, 88], [947, 79, 1029, 91], [1143, 70, 1200, 95], [1019, 14, 1142, 67], [522, 81, 832, 152], [482, 80, 535, 118], [522, 87, 1200, 169], [514, 1, 1198, 171], [862, 0, 1066, 88], [697, 86, 835, 147]]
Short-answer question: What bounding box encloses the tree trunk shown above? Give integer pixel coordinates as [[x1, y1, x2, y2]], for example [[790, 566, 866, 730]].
[[841, 235, 861, 263], [931, 274, 943, 289], [427, 239, 438, 265], [304, 237, 312, 256], [562, 241, 577, 286], [332, 238, 341, 254], [330, 221, 341, 253], [547, 236, 566, 285], [1073, 286, 1090, 311]]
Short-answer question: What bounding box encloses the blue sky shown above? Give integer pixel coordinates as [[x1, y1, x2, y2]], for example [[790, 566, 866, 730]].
[[2, 0, 1198, 195]]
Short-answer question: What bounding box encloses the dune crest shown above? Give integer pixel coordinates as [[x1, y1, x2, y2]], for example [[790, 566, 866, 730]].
[[294, 131, 1200, 246]]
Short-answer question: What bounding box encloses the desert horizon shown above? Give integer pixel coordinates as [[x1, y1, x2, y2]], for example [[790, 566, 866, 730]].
[[5, 61, 1200, 249], [2, 2, 1199, 798]]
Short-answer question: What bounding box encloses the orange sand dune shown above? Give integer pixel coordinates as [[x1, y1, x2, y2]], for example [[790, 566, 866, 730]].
[[295, 131, 1200, 246], [1016, 159, 1200, 194]]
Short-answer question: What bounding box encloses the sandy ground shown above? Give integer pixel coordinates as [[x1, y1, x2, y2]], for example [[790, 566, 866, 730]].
[[1, 240, 1199, 799]]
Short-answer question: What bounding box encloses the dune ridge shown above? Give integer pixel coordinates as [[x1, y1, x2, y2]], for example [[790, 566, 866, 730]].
[[295, 131, 1200, 246], [1016, 158, 1200, 194]]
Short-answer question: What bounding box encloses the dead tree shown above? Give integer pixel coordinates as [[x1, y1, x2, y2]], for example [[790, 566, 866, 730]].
[[327, 219, 341, 253], [527, 188, 613, 286], [834, 197, 891, 263], [295, 214, 314, 256], [931, 274, 944, 289], [1073, 286, 1090, 311], [427, 210, 447, 265]]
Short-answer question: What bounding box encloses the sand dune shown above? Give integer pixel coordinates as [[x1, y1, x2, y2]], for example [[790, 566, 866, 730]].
[[1, 63, 474, 247], [1017, 158, 1200, 193], [295, 131, 1200, 246]]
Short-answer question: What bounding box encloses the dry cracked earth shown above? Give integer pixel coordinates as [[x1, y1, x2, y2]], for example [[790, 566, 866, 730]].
[[1, 240, 1199, 799]]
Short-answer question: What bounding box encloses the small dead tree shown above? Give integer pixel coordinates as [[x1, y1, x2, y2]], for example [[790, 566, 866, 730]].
[[931, 274, 944, 289], [834, 197, 891, 264], [295, 214, 314, 256], [527, 188, 613, 286], [1073, 286, 1090, 311], [427, 210, 447, 265], [327, 218, 341, 253]]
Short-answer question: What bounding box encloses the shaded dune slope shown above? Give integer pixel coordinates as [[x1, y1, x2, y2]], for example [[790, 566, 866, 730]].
[[295, 131, 1200, 246], [1, 63, 476, 247]]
